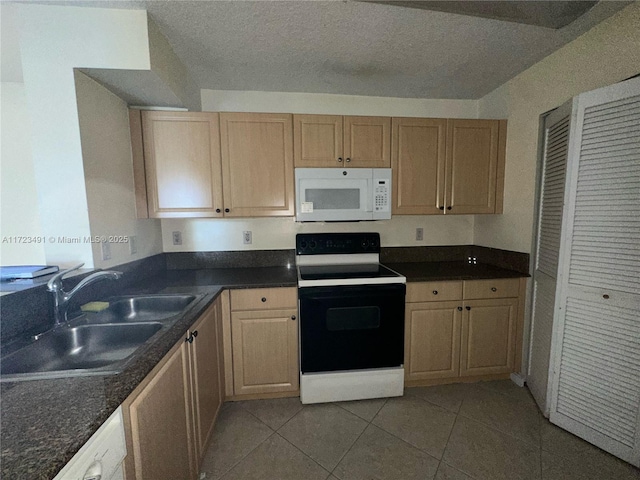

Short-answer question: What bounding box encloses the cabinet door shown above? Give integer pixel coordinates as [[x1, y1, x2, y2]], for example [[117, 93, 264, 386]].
[[460, 298, 518, 376], [189, 301, 223, 463], [220, 113, 294, 217], [231, 308, 299, 395], [129, 344, 195, 480], [142, 111, 223, 218], [392, 118, 446, 214], [405, 301, 462, 381], [293, 114, 344, 167], [445, 119, 501, 214], [344, 116, 391, 168]]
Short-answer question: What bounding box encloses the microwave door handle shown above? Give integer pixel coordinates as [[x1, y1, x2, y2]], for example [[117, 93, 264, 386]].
[[366, 178, 373, 212]]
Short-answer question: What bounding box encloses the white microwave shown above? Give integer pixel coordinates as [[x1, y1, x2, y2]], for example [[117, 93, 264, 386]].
[[295, 168, 392, 222]]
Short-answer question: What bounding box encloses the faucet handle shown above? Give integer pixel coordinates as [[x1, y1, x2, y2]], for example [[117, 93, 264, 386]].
[[47, 263, 84, 291]]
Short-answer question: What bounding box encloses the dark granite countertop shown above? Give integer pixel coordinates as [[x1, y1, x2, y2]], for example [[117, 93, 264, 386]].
[[1, 259, 528, 479], [386, 261, 530, 282], [0, 266, 297, 480]]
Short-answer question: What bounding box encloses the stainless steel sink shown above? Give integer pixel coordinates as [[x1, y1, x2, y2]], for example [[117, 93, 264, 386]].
[[1, 293, 202, 382], [89, 294, 197, 322], [0, 322, 163, 381]]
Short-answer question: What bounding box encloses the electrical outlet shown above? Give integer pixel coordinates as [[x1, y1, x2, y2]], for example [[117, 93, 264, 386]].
[[129, 235, 138, 255], [243, 231, 252, 245], [172, 231, 182, 245], [416, 227, 424, 241], [101, 241, 111, 261]]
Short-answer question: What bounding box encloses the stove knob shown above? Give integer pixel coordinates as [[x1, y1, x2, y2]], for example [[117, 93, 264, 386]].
[[361, 240, 369, 248], [300, 241, 307, 250], [309, 241, 317, 249], [370, 238, 378, 248]]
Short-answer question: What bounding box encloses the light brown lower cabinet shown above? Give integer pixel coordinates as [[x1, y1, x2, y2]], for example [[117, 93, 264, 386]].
[[123, 298, 224, 480], [460, 298, 518, 376], [405, 301, 462, 381], [404, 278, 526, 386], [228, 287, 299, 397]]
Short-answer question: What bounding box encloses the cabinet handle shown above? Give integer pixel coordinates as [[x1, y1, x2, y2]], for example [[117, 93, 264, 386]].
[[291, 315, 296, 320], [457, 306, 463, 311], [261, 297, 267, 302], [447, 206, 452, 211], [216, 208, 221, 213], [603, 294, 610, 299], [466, 306, 471, 311], [491, 287, 497, 292], [432, 290, 438, 295], [225, 208, 230, 213], [185, 333, 194, 343], [439, 206, 445, 210], [192, 330, 198, 338], [346, 157, 351, 163], [338, 157, 343, 163]]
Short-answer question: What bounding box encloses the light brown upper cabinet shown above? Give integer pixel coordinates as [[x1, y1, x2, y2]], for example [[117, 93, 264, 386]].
[[391, 118, 506, 215], [391, 118, 446, 215], [141, 111, 223, 218], [294, 115, 391, 168], [219, 113, 295, 217], [446, 119, 506, 214]]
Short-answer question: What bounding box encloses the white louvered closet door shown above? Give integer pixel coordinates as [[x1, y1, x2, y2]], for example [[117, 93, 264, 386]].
[[549, 76, 640, 467], [528, 101, 572, 415]]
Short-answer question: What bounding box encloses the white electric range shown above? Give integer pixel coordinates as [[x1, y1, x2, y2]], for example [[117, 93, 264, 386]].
[[296, 232, 406, 404]]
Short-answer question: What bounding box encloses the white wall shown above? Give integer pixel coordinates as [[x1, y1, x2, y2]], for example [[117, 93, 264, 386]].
[[163, 90, 479, 251], [474, 1, 640, 254], [75, 72, 163, 269], [162, 215, 474, 252], [17, 4, 152, 268], [0, 82, 46, 265], [201, 89, 478, 117]]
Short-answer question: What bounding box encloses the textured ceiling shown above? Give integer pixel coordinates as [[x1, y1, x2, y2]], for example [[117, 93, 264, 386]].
[[13, 1, 631, 99]]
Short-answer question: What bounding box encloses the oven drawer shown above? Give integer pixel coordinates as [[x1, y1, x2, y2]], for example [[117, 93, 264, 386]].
[[231, 287, 297, 311], [406, 281, 462, 303], [463, 278, 520, 299]]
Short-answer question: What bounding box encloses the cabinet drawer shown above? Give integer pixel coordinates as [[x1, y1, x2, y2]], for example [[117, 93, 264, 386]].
[[406, 281, 462, 303], [463, 278, 520, 300], [231, 287, 297, 311]]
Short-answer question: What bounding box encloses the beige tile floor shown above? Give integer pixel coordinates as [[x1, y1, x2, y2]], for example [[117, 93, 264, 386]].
[[200, 380, 640, 480]]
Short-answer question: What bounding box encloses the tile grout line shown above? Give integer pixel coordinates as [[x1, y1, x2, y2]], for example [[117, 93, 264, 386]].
[[214, 429, 277, 480], [455, 409, 542, 451], [327, 398, 388, 477], [272, 430, 335, 477]]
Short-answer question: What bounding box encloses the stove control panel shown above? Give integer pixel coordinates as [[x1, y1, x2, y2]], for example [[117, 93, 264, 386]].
[[296, 233, 380, 255]]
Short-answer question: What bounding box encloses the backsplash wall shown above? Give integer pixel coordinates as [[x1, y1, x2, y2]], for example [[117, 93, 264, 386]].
[[161, 215, 475, 252]]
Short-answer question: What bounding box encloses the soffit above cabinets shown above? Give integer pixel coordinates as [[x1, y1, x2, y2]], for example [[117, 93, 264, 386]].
[[12, 1, 630, 99]]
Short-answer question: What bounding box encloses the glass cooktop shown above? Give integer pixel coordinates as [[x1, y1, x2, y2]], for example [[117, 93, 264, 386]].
[[298, 263, 402, 281]]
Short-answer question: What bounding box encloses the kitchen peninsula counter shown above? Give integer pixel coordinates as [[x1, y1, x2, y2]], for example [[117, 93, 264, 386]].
[[0, 266, 297, 480]]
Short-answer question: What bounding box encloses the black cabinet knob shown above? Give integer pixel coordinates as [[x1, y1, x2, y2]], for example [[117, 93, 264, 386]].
[[466, 306, 471, 311], [432, 290, 438, 295], [225, 208, 230, 213], [457, 306, 463, 311], [447, 206, 452, 210], [603, 294, 610, 299], [491, 287, 497, 292], [346, 158, 351, 163], [439, 206, 445, 210], [338, 157, 343, 162], [185, 333, 194, 343], [291, 315, 296, 321], [261, 297, 267, 302], [192, 330, 198, 338]]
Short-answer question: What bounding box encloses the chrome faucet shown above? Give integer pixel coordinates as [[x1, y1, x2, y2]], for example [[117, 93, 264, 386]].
[[47, 263, 123, 327]]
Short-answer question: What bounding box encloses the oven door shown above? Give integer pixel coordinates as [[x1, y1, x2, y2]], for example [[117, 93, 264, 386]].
[[298, 283, 405, 373]]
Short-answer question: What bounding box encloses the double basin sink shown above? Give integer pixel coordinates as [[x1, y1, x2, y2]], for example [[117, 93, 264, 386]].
[[0, 294, 200, 382]]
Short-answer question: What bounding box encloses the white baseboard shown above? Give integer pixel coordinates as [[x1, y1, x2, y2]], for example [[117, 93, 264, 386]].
[[510, 372, 526, 387]]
